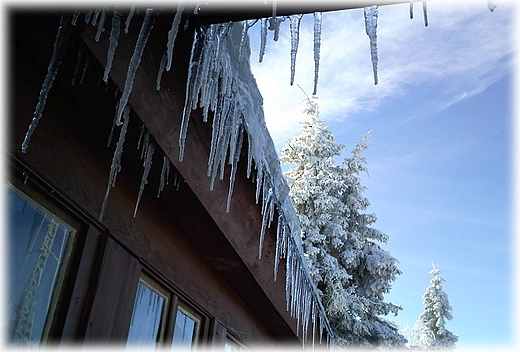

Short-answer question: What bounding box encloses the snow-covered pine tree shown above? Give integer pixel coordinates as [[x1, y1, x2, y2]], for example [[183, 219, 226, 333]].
[[406, 262, 458, 349], [280, 96, 405, 348]]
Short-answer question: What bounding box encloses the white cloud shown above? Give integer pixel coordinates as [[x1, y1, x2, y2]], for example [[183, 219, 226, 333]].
[[249, 0, 515, 149]]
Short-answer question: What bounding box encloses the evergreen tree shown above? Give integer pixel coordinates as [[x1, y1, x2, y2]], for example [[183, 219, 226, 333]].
[[280, 96, 405, 348], [405, 263, 458, 349]]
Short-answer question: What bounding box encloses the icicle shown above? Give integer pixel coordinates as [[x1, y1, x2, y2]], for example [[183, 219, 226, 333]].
[[91, 9, 100, 26], [95, 7, 108, 42], [156, 50, 167, 90], [157, 154, 170, 198], [238, 21, 249, 61], [258, 186, 273, 259], [274, 214, 284, 281], [99, 105, 130, 221], [269, 0, 277, 30], [140, 129, 150, 160], [259, 18, 267, 63], [125, 5, 135, 34], [22, 16, 72, 153], [107, 100, 120, 147], [72, 11, 80, 26], [273, 17, 282, 42], [134, 142, 155, 217], [255, 165, 263, 204], [422, 0, 428, 27], [488, 0, 497, 12], [246, 134, 253, 179], [80, 54, 90, 84], [311, 299, 317, 347], [115, 8, 155, 126], [84, 11, 92, 24], [409, 0, 414, 19], [289, 15, 301, 86], [178, 28, 201, 162], [226, 121, 244, 212], [166, 1, 185, 71], [364, 6, 379, 85], [137, 123, 145, 151], [104, 8, 122, 83], [207, 90, 223, 180], [312, 12, 322, 95], [173, 173, 178, 188], [285, 247, 292, 311], [193, 1, 201, 15], [71, 48, 83, 86]]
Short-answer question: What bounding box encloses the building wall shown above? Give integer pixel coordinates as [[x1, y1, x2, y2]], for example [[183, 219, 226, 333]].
[[9, 13, 287, 348]]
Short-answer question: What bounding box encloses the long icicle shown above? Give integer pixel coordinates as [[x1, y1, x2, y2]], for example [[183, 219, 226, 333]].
[[115, 8, 155, 126], [94, 7, 108, 42], [289, 15, 302, 85], [156, 50, 167, 91], [364, 6, 379, 85], [100, 105, 131, 221], [259, 18, 267, 63], [134, 142, 155, 217], [157, 153, 170, 198], [312, 12, 322, 95], [269, 0, 277, 30], [422, 0, 429, 27], [125, 5, 135, 34], [22, 16, 72, 153], [104, 8, 122, 82], [166, 1, 186, 71], [179, 28, 202, 162], [238, 20, 249, 62]]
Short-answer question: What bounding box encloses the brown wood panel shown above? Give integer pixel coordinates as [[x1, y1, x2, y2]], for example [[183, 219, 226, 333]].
[[83, 236, 141, 343], [60, 226, 107, 343]]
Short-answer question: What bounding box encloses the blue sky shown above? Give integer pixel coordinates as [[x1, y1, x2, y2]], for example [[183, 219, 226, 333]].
[[248, 0, 516, 349]]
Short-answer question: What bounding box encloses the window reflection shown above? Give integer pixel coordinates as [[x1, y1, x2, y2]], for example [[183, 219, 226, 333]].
[[172, 306, 199, 348], [127, 279, 168, 346], [7, 187, 74, 346]]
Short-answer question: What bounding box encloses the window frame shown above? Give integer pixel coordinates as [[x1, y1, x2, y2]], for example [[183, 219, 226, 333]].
[[170, 298, 203, 348], [127, 270, 205, 349], [126, 273, 171, 346], [5, 179, 85, 346]]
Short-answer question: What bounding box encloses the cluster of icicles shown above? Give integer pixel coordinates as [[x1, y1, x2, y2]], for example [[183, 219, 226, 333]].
[[20, 5, 338, 346], [179, 21, 334, 346]]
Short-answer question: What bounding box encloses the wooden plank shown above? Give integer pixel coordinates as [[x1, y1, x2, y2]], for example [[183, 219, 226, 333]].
[[60, 226, 107, 342], [83, 236, 141, 343]]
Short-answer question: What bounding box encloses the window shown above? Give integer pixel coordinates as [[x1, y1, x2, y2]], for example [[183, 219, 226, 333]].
[[127, 276, 169, 346], [127, 273, 203, 349], [172, 303, 201, 348], [6, 185, 76, 346]]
